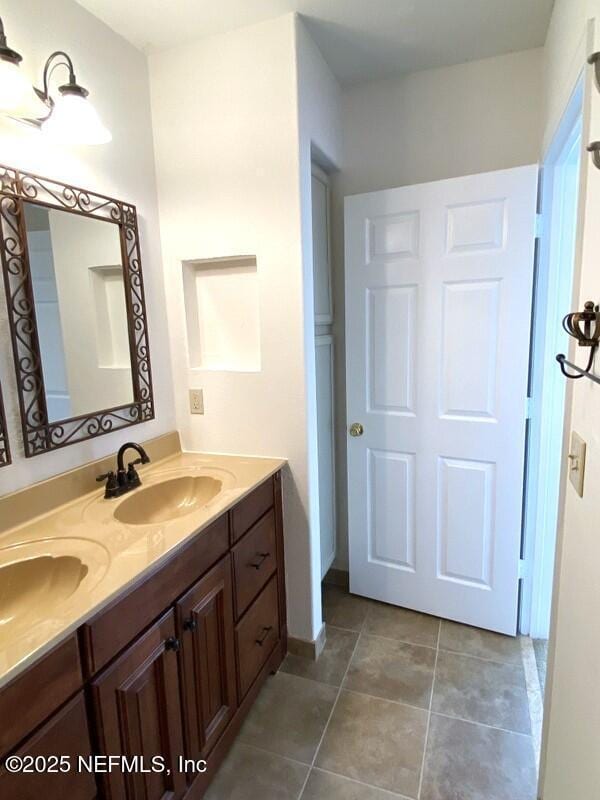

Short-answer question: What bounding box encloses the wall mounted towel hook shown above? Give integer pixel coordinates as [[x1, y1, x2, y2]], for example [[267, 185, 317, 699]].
[[556, 300, 600, 383], [587, 141, 600, 169], [588, 51, 600, 87]]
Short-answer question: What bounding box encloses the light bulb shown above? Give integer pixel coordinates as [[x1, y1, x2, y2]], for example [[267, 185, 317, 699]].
[[0, 57, 45, 117], [41, 90, 111, 145]]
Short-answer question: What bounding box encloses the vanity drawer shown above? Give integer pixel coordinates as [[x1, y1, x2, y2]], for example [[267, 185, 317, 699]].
[[235, 576, 279, 699], [0, 634, 82, 757], [231, 478, 274, 543], [0, 692, 96, 800], [232, 509, 277, 618], [80, 514, 229, 675]]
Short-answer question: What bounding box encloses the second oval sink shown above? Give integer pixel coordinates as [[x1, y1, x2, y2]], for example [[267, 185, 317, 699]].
[[0, 555, 88, 629], [113, 476, 223, 526]]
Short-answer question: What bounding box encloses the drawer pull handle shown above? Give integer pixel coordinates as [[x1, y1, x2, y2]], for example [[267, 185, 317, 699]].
[[255, 626, 273, 646], [165, 636, 181, 652], [249, 552, 270, 570], [183, 617, 197, 633]]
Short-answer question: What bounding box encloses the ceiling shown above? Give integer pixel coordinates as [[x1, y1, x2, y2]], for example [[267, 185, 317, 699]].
[[76, 0, 554, 86]]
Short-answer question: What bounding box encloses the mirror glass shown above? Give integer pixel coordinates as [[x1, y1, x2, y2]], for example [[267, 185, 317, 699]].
[[23, 202, 133, 422]]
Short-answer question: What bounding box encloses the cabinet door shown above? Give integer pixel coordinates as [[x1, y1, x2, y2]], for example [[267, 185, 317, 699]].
[[91, 609, 186, 800], [0, 693, 96, 800], [177, 555, 237, 761]]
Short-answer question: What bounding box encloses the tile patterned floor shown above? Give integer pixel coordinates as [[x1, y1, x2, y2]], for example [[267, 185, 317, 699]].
[[207, 586, 538, 800]]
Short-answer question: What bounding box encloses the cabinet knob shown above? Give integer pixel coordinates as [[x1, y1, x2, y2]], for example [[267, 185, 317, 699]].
[[165, 636, 181, 652], [255, 626, 273, 646], [183, 617, 197, 633], [249, 552, 270, 570]]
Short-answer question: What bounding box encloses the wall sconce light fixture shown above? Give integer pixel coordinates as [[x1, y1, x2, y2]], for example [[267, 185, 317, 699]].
[[0, 16, 111, 145], [0, 16, 45, 117]]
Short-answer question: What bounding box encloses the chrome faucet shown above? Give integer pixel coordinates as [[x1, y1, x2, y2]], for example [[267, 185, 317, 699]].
[[96, 441, 151, 499]]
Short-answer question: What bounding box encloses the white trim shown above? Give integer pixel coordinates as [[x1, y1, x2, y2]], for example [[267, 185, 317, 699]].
[[519, 78, 584, 638], [311, 164, 334, 326], [315, 333, 337, 579]]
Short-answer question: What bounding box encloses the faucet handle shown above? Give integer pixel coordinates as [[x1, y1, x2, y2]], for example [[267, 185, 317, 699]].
[[96, 470, 119, 499], [96, 470, 115, 483], [126, 459, 143, 488]]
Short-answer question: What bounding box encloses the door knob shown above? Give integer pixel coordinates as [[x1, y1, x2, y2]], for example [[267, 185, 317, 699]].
[[349, 422, 364, 437]]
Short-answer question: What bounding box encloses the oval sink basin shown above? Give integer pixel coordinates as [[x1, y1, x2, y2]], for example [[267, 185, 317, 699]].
[[113, 476, 223, 526], [0, 556, 88, 630], [0, 538, 109, 648]]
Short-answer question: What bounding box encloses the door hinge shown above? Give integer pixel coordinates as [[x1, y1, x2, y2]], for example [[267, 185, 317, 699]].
[[525, 397, 533, 419], [518, 559, 528, 579]]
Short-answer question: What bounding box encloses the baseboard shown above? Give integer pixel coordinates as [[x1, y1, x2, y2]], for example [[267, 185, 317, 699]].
[[288, 622, 327, 661], [323, 567, 349, 590]]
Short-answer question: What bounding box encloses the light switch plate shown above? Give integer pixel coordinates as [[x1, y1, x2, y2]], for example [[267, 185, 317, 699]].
[[189, 389, 204, 415], [568, 431, 586, 497]]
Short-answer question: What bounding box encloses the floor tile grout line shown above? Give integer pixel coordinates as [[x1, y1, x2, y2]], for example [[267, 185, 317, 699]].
[[437, 646, 526, 669], [320, 632, 525, 667], [359, 630, 439, 652], [340, 687, 431, 715], [295, 613, 366, 799], [430, 710, 534, 739], [239, 740, 314, 768], [334, 686, 533, 739], [311, 765, 413, 799], [417, 618, 441, 800]]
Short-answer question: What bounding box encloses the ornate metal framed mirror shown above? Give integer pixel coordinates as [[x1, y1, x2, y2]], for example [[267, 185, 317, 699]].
[[0, 164, 154, 457], [0, 380, 10, 466]]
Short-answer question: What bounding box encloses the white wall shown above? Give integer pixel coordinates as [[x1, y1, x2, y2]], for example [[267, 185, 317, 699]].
[[149, 14, 341, 643], [0, 0, 175, 495], [539, 1, 600, 797], [331, 49, 544, 569], [295, 17, 343, 632]]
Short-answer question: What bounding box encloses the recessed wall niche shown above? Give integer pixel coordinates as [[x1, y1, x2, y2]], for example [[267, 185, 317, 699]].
[[182, 255, 261, 372]]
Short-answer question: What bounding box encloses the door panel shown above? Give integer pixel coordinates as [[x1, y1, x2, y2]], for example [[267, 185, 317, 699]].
[[0, 694, 96, 800], [177, 556, 237, 761], [368, 449, 416, 571], [345, 166, 538, 634], [91, 609, 186, 800], [440, 280, 500, 419], [367, 285, 417, 415]]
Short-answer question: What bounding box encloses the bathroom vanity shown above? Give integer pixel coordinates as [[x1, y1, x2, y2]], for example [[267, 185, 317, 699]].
[[0, 453, 287, 799]]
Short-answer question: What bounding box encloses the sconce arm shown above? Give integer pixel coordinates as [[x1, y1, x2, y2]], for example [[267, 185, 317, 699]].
[[39, 51, 80, 101]]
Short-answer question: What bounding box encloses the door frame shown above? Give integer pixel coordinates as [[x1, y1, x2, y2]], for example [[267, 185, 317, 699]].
[[519, 77, 584, 638]]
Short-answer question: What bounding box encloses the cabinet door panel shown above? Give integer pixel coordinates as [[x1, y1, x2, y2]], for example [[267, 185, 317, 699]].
[[177, 555, 237, 761], [91, 609, 186, 800], [0, 693, 96, 800]]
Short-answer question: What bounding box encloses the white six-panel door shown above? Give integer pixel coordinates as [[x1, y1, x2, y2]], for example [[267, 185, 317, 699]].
[[345, 166, 538, 634]]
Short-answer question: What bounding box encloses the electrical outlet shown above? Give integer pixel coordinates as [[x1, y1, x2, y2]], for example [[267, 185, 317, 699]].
[[189, 389, 204, 415]]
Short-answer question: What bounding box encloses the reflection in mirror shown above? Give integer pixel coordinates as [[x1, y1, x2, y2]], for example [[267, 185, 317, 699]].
[[23, 203, 133, 422], [0, 380, 10, 466]]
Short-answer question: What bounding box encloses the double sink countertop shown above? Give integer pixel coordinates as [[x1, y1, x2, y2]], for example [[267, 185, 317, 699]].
[[0, 451, 285, 689]]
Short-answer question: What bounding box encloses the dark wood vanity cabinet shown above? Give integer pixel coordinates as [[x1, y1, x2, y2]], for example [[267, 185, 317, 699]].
[[0, 693, 96, 800], [91, 610, 188, 800], [0, 471, 286, 800], [176, 556, 237, 761]]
